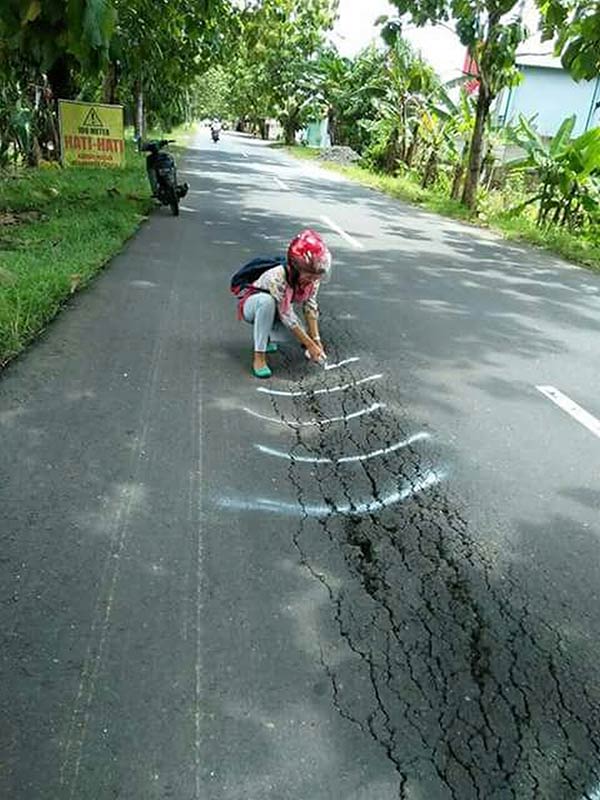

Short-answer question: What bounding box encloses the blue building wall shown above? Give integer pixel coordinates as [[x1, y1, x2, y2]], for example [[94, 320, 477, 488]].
[[303, 118, 330, 148], [498, 67, 600, 137]]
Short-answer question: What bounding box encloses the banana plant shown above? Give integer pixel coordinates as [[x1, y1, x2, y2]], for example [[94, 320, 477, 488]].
[[369, 34, 439, 174], [431, 85, 476, 199], [507, 114, 600, 228]]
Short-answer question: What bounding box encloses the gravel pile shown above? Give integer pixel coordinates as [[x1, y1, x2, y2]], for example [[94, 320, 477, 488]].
[[317, 146, 361, 165]]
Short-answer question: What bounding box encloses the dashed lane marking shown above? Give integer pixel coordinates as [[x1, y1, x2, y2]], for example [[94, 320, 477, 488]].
[[536, 385, 600, 439], [320, 214, 364, 250]]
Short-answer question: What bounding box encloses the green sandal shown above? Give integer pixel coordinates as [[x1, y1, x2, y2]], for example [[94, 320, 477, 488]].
[[266, 341, 278, 353], [253, 365, 272, 379]]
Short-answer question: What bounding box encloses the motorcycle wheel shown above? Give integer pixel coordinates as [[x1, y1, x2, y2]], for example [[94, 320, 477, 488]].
[[169, 187, 179, 216]]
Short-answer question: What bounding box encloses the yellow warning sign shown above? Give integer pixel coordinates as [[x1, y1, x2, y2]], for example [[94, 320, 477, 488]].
[[58, 100, 125, 168]]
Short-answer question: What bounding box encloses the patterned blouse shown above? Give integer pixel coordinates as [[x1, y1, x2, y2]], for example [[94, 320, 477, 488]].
[[250, 265, 320, 329]]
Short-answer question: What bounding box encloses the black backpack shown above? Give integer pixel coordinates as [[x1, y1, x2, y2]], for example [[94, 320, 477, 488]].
[[230, 256, 286, 296]]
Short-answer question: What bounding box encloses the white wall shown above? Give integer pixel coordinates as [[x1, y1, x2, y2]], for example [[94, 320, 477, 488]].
[[498, 67, 600, 137]]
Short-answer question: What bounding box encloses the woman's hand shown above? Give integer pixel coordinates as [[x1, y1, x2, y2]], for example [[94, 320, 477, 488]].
[[307, 340, 326, 363]]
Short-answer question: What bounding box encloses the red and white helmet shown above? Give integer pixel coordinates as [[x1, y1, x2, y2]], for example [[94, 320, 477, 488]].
[[287, 229, 332, 282]]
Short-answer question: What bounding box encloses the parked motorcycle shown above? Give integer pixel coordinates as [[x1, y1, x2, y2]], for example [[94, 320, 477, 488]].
[[141, 139, 188, 216]]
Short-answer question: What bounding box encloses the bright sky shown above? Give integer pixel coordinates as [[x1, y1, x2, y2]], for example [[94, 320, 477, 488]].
[[331, 1, 551, 79], [331, 0, 466, 80]]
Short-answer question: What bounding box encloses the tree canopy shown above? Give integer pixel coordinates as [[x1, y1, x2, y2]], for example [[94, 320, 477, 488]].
[[383, 0, 528, 207], [539, 0, 600, 81]]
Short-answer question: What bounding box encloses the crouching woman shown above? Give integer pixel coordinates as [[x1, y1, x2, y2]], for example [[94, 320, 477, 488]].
[[231, 229, 331, 378]]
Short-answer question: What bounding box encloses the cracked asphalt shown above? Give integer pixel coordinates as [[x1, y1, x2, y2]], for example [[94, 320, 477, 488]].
[[1, 130, 600, 799]]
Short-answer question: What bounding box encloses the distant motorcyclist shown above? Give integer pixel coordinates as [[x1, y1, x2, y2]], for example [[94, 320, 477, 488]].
[[210, 118, 222, 142]]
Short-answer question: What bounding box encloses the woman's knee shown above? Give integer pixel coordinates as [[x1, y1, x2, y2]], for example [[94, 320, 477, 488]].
[[256, 293, 276, 318], [258, 293, 276, 311]]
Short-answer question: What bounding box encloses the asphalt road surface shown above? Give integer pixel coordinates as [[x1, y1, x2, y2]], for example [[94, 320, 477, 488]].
[[2, 130, 600, 800]]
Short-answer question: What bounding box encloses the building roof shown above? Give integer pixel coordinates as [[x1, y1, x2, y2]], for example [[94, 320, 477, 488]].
[[516, 53, 563, 69], [513, 3, 563, 70]]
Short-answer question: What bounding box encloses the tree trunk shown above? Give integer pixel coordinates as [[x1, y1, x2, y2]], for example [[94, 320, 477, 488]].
[[134, 79, 144, 144], [398, 97, 407, 162], [47, 56, 75, 101], [284, 122, 296, 146], [482, 144, 496, 189], [27, 136, 42, 168], [327, 107, 337, 146], [421, 151, 438, 188], [451, 142, 469, 200], [102, 62, 119, 105], [461, 86, 492, 209], [405, 121, 420, 167], [384, 128, 399, 174]]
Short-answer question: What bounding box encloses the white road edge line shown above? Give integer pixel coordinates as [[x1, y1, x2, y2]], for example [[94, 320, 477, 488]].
[[536, 385, 600, 439], [243, 402, 385, 427], [255, 432, 431, 464], [275, 176, 289, 190], [320, 214, 364, 250], [257, 373, 382, 397]]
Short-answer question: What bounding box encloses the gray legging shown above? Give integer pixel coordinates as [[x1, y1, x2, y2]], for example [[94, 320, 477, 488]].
[[243, 292, 277, 352]]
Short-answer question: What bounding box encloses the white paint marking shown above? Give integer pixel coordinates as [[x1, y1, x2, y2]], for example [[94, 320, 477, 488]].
[[257, 373, 382, 397], [243, 402, 384, 427], [320, 214, 364, 250], [192, 381, 204, 800], [586, 783, 600, 800], [218, 470, 442, 517], [256, 432, 431, 464], [536, 385, 600, 439], [324, 357, 360, 371], [274, 176, 289, 190], [60, 245, 180, 798], [180, 205, 199, 213], [242, 151, 249, 159], [129, 280, 158, 289]]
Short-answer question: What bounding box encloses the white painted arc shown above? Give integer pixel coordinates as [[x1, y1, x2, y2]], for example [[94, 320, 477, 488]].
[[255, 432, 431, 464], [320, 214, 365, 250], [536, 385, 600, 440], [587, 783, 600, 800], [217, 470, 442, 517], [256, 373, 382, 397], [243, 402, 385, 427], [324, 357, 360, 371]]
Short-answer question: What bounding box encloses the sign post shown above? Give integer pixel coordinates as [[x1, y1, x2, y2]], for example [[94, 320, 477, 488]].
[[58, 100, 125, 168]]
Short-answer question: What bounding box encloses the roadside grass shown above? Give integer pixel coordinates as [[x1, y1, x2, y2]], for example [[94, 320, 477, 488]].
[[281, 144, 600, 273], [0, 139, 153, 368]]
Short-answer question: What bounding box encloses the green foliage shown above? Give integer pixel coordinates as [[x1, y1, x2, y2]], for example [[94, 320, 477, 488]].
[[0, 141, 151, 365], [0, 0, 237, 155], [192, 67, 234, 121], [506, 113, 600, 228], [359, 36, 441, 174], [318, 46, 387, 151], [225, 0, 338, 142], [0, 0, 116, 74], [383, 0, 527, 207], [539, 0, 600, 81]]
